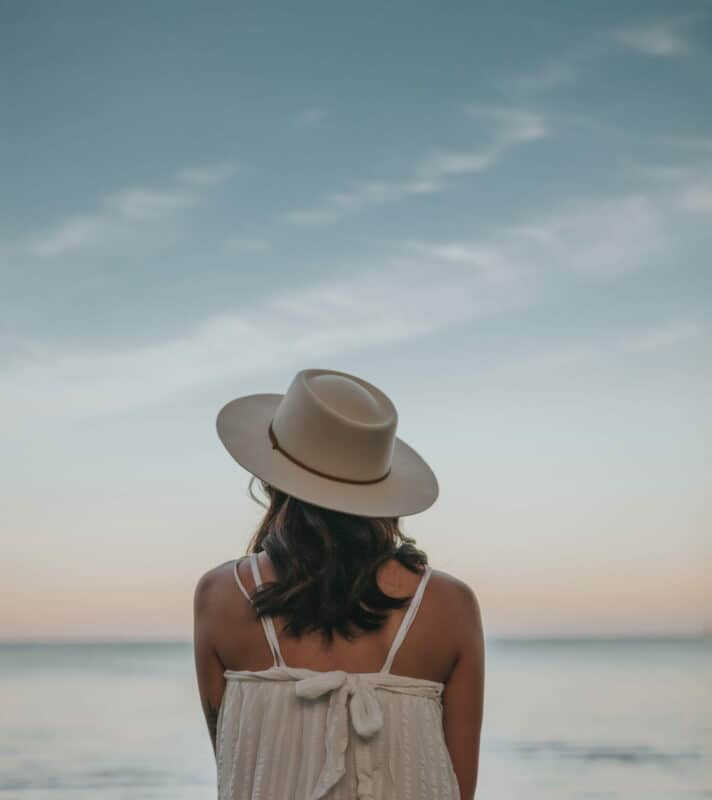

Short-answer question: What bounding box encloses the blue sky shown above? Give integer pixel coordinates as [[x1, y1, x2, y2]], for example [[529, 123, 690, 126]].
[[1, 1, 710, 639]]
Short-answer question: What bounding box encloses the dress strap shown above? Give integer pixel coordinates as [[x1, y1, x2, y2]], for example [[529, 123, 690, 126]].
[[380, 563, 433, 674], [232, 554, 287, 668], [232, 556, 251, 601], [248, 553, 287, 668]]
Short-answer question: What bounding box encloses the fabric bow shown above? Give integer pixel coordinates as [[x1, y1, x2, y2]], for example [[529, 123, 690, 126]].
[[295, 670, 384, 799]]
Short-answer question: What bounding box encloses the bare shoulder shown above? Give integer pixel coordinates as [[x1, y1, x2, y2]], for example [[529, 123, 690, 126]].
[[430, 569, 484, 660], [414, 566, 483, 686], [429, 567, 484, 635], [193, 559, 239, 616]]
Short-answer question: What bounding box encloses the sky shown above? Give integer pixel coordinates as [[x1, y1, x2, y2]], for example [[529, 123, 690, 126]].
[[1, 0, 710, 640]]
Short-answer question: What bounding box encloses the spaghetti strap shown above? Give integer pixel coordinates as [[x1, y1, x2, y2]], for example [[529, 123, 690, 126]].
[[249, 553, 288, 668], [232, 554, 287, 668], [380, 563, 433, 674], [232, 557, 251, 601]]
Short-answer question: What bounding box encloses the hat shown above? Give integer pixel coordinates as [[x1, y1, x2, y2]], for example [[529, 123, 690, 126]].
[[216, 368, 439, 517]]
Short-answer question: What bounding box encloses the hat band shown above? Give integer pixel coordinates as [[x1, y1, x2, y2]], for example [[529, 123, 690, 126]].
[[268, 420, 391, 485]]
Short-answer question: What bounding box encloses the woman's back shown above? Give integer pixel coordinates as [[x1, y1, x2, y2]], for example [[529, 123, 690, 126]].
[[198, 551, 480, 799], [223, 552, 458, 682]]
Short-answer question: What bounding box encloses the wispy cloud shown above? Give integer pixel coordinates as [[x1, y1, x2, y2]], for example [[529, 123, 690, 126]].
[[679, 183, 712, 215], [397, 176, 709, 382], [464, 106, 550, 142], [620, 319, 707, 353], [480, 318, 707, 381], [12, 161, 702, 427], [175, 160, 239, 186], [283, 177, 440, 225], [24, 161, 239, 258], [520, 195, 666, 280], [628, 159, 712, 216], [0, 254, 534, 426], [612, 18, 691, 56], [635, 156, 712, 206], [409, 191, 668, 284], [294, 108, 328, 127], [483, 342, 600, 380], [103, 187, 199, 221], [631, 163, 698, 183], [404, 240, 524, 286], [504, 14, 698, 98], [660, 136, 712, 153], [505, 60, 578, 93], [498, 35, 611, 95], [226, 236, 271, 253], [284, 107, 549, 225], [27, 215, 111, 258]]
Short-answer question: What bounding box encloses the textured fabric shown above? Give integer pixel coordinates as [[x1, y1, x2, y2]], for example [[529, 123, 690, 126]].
[[216, 554, 461, 800]]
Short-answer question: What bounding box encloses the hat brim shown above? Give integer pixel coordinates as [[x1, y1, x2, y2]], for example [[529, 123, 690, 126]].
[[216, 393, 439, 517]]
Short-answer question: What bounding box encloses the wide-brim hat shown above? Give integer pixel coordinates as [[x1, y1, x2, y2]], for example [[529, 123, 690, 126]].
[[216, 368, 439, 517]]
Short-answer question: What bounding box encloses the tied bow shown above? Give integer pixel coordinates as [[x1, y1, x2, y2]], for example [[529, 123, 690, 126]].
[[295, 670, 383, 799]]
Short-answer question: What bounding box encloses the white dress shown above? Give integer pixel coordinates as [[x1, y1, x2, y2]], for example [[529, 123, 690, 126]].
[[216, 553, 461, 800]]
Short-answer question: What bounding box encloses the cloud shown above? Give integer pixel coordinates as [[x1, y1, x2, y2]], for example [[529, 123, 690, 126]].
[[175, 161, 240, 186], [498, 35, 612, 96], [24, 161, 239, 258], [634, 160, 712, 214], [524, 195, 666, 280], [283, 176, 437, 226], [27, 215, 110, 258], [4, 167, 705, 429], [620, 320, 707, 353], [632, 163, 698, 183], [410, 191, 668, 284], [284, 107, 549, 225], [294, 109, 328, 127], [504, 61, 578, 93], [0, 253, 535, 427], [464, 105, 550, 143], [504, 15, 697, 98], [283, 177, 441, 225], [404, 240, 524, 287], [398, 178, 709, 381], [627, 158, 712, 216], [416, 150, 497, 178], [680, 183, 712, 215], [480, 318, 707, 380], [103, 187, 198, 221], [483, 342, 600, 379], [282, 151, 491, 225], [612, 18, 691, 56], [226, 236, 271, 253], [660, 136, 712, 153]]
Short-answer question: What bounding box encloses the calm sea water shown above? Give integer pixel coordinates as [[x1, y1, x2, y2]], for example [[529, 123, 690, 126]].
[[0, 639, 709, 799]]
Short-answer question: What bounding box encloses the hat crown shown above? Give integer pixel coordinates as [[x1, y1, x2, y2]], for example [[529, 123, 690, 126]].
[[271, 369, 397, 483], [309, 374, 385, 424]]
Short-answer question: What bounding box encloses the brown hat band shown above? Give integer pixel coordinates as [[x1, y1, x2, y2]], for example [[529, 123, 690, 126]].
[[268, 420, 391, 485]]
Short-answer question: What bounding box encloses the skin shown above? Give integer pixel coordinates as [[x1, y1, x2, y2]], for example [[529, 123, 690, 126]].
[[193, 550, 485, 799]]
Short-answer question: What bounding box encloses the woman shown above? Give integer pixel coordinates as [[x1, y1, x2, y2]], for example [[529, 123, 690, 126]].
[[194, 368, 485, 799]]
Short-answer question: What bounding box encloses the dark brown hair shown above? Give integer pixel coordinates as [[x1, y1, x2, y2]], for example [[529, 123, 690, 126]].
[[244, 477, 429, 643]]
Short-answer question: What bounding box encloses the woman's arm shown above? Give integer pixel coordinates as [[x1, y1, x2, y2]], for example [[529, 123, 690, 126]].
[[441, 583, 485, 799], [193, 569, 227, 756]]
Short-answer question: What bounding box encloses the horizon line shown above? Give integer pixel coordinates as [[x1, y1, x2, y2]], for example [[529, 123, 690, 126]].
[[1, 632, 709, 646]]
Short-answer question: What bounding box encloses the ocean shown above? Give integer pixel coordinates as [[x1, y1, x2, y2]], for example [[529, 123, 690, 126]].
[[0, 638, 709, 799]]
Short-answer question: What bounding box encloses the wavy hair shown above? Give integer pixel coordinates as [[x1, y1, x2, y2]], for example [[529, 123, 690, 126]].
[[243, 477, 429, 643]]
